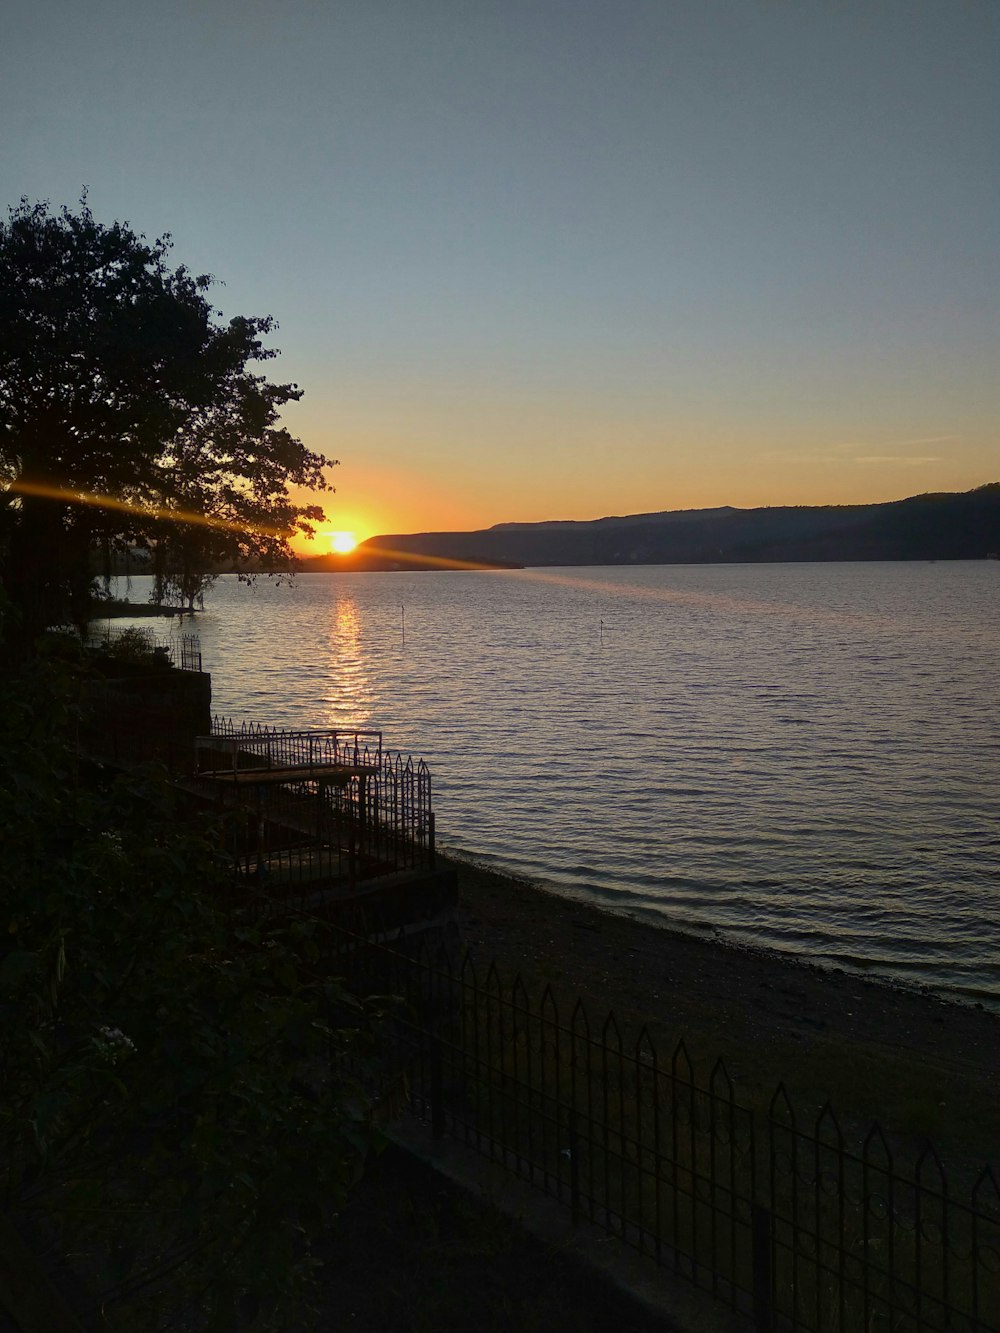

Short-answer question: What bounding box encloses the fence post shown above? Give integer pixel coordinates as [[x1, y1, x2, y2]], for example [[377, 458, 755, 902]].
[[429, 811, 436, 868], [752, 1203, 773, 1332], [430, 1036, 445, 1139], [569, 1111, 581, 1226]]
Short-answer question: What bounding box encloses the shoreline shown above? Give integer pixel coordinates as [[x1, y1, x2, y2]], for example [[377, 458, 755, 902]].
[[441, 851, 1000, 1172], [445, 846, 1000, 1011], [461, 851, 1000, 1012]]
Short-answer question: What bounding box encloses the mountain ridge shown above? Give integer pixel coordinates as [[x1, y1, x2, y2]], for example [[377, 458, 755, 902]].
[[487, 505, 737, 531], [296, 484, 1000, 571], [308, 484, 999, 571]]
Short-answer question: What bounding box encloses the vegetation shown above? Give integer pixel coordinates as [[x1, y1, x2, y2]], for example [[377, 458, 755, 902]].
[[0, 196, 335, 647], [90, 624, 174, 674], [0, 196, 375, 1324], [0, 648, 381, 1328]]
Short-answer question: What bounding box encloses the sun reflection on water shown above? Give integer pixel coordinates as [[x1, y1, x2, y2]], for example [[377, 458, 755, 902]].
[[321, 597, 374, 728]]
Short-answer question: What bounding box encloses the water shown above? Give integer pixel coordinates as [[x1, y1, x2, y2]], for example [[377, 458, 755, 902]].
[[111, 563, 1000, 1005]]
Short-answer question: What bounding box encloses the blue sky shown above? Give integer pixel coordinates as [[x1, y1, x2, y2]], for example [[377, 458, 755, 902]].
[[3, 0, 998, 542]]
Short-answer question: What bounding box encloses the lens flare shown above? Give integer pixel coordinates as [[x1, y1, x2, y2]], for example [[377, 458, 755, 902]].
[[6, 478, 287, 538], [3, 478, 887, 628]]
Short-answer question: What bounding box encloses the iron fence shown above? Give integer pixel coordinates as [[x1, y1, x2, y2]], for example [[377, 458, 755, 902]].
[[78, 709, 433, 891], [333, 929, 1000, 1333], [198, 726, 434, 896], [205, 719, 383, 770], [178, 634, 202, 671], [89, 624, 202, 671]]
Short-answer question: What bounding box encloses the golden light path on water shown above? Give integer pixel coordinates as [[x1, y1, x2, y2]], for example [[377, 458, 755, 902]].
[[323, 597, 374, 728]]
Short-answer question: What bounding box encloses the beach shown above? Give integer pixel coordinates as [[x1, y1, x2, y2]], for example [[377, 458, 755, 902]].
[[445, 855, 1000, 1173]]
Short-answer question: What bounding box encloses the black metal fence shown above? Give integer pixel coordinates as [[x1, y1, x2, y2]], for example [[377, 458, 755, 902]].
[[198, 724, 435, 896], [336, 929, 1000, 1333], [79, 708, 435, 894], [205, 718, 383, 770], [89, 624, 202, 671], [177, 634, 202, 672]]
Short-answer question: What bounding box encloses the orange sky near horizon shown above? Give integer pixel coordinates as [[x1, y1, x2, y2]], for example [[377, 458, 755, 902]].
[[288, 356, 998, 555], [291, 420, 998, 555]]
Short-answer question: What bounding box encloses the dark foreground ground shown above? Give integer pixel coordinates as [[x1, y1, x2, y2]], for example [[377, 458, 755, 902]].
[[319, 1147, 668, 1333], [317, 857, 998, 1331]]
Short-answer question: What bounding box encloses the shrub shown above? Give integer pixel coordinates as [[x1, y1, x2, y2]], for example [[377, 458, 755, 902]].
[[0, 663, 380, 1329]]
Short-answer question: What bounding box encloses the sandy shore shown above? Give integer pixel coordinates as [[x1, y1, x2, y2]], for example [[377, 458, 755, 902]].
[[442, 854, 1000, 1173]]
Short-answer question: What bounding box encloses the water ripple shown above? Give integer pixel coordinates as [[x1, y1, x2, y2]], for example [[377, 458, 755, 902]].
[[111, 562, 1000, 1006]]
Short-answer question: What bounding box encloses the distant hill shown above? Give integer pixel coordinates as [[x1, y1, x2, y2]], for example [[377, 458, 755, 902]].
[[328, 483, 1000, 570]]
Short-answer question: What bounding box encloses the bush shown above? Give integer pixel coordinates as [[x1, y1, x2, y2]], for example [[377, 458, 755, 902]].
[[91, 625, 174, 675], [0, 663, 381, 1329]]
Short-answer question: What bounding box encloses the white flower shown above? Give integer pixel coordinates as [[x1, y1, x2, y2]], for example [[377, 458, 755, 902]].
[[93, 1025, 137, 1065]]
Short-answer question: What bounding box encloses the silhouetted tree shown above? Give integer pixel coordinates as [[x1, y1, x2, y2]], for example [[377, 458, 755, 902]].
[[0, 196, 334, 650]]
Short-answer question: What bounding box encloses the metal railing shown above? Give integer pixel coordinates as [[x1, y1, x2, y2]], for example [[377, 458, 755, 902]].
[[198, 726, 433, 896], [334, 929, 1000, 1333], [203, 719, 383, 772], [89, 625, 202, 672], [178, 634, 202, 671]]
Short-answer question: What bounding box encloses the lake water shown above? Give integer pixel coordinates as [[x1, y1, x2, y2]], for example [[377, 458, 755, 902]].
[[112, 563, 1000, 1006]]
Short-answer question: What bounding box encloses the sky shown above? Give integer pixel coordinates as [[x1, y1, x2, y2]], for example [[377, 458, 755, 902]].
[[3, 0, 998, 550]]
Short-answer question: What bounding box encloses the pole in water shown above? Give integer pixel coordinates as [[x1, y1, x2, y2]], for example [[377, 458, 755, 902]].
[[401, 604, 405, 647], [600, 618, 604, 646]]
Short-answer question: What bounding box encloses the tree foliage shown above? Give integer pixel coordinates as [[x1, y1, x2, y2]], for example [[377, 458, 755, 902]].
[[0, 650, 381, 1328], [0, 196, 335, 643]]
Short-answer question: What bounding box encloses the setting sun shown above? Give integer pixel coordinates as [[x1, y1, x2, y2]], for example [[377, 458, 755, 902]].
[[328, 530, 358, 554]]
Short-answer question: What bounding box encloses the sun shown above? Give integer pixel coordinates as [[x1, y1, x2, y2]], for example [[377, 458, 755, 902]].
[[328, 530, 357, 554]]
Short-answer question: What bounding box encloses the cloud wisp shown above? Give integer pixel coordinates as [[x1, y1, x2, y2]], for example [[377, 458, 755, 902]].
[[853, 455, 943, 466]]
